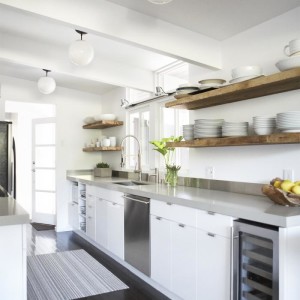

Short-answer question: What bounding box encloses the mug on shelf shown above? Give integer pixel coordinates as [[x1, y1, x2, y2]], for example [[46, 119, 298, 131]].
[[284, 39, 300, 56], [109, 136, 117, 147], [102, 138, 111, 147]]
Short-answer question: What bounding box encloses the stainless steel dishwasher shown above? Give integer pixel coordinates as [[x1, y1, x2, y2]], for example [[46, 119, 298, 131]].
[[123, 193, 150, 276]]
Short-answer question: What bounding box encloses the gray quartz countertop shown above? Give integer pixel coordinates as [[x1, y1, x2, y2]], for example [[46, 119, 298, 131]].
[[0, 197, 30, 226], [67, 174, 300, 228]]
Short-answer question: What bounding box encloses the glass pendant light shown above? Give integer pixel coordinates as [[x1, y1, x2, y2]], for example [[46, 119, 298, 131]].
[[37, 69, 56, 94], [69, 29, 94, 66]]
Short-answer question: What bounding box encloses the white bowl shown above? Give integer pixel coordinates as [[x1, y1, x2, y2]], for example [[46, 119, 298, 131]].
[[254, 127, 275, 135], [231, 66, 263, 79], [276, 56, 300, 71], [99, 114, 116, 121], [83, 116, 95, 124]]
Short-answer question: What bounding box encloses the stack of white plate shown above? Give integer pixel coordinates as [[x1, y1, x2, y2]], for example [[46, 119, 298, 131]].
[[194, 119, 223, 138], [182, 124, 194, 140], [229, 66, 263, 84], [253, 116, 276, 135], [222, 121, 249, 137], [276, 111, 300, 132]]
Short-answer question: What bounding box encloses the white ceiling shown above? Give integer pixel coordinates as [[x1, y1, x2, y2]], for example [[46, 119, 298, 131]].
[[0, 0, 300, 95], [108, 0, 300, 41]]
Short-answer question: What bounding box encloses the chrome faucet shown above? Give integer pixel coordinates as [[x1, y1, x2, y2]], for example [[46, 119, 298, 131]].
[[120, 135, 142, 181]]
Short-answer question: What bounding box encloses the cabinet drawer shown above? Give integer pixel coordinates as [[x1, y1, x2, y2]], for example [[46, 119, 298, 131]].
[[197, 210, 233, 238], [94, 187, 124, 205], [86, 185, 97, 197], [151, 199, 197, 228]]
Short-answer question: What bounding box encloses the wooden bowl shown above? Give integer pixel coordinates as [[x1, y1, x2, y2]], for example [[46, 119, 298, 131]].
[[262, 184, 300, 206]]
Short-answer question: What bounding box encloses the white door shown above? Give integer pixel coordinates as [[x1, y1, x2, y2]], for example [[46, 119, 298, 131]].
[[32, 118, 56, 225]]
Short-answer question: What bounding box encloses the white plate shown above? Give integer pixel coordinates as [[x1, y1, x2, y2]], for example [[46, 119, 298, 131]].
[[229, 75, 263, 84], [276, 56, 300, 71]]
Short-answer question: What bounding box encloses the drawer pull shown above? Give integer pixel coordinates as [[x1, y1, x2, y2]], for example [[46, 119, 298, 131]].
[[179, 223, 185, 228], [207, 232, 215, 237], [207, 211, 215, 215], [156, 216, 162, 221], [166, 202, 172, 206]]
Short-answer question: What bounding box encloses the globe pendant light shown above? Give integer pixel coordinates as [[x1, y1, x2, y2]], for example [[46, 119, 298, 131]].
[[37, 69, 56, 95], [148, 0, 173, 4], [69, 29, 94, 66]]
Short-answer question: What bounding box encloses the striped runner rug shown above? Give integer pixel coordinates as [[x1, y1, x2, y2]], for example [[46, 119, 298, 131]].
[[27, 249, 129, 300]]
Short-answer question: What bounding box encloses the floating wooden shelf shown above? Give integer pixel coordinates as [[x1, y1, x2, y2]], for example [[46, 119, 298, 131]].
[[165, 68, 300, 110], [83, 146, 122, 152], [83, 120, 123, 129], [166, 133, 300, 148]]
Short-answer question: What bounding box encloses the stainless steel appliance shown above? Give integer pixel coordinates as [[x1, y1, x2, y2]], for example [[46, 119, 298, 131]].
[[233, 220, 279, 300], [0, 121, 16, 197], [123, 193, 150, 276]]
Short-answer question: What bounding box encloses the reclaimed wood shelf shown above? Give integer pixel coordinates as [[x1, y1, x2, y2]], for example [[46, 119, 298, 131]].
[[166, 133, 300, 148], [83, 146, 122, 152], [165, 68, 300, 110], [83, 120, 123, 129]]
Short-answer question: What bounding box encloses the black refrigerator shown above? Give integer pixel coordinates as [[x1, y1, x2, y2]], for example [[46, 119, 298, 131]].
[[0, 121, 16, 198]]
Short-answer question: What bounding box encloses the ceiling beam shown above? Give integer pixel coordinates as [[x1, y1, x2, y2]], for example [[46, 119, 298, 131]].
[[0, 0, 222, 69]]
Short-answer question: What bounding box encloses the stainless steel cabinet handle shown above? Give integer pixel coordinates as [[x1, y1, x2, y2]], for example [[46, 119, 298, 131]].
[[156, 216, 162, 220], [207, 232, 215, 237], [122, 195, 150, 204], [166, 202, 172, 206], [207, 211, 215, 215], [179, 223, 185, 228]]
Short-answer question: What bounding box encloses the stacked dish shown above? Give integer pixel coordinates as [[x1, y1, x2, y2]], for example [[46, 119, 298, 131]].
[[222, 121, 249, 137], [229, 65, 263, 84], [276, 111, 300, 132], [194, 119, 223, 138], [253, 116, 276, 135], [182, 124, 194, 140], [175, 84, 200, 99], [198, 79, 226, 89]]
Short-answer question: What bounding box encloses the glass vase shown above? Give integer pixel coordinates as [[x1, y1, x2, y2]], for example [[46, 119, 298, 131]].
[[165, 166, 179, 187]]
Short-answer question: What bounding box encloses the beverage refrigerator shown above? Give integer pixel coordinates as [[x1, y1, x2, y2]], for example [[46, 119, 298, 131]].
[[0, 121, 16, 198], [233, 219, 279, 300]]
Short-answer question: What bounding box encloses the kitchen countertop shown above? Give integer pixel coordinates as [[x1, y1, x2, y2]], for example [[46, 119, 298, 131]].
[[67, 174, 300, 228], [0, 196, 30, 226]]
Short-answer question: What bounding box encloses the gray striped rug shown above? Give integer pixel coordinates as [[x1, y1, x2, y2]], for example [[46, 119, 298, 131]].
[[27, 249, 128, 300]]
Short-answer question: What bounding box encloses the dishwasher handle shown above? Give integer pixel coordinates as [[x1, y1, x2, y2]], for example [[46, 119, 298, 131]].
[[122, 195, 150, 205]]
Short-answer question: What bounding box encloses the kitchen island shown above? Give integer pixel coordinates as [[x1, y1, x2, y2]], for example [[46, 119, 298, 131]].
[[0, 195, 29, 300], [67, 172, 300, 300]]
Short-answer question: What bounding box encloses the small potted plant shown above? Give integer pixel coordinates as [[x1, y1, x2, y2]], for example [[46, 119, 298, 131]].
[[94, 162, 112, 177]]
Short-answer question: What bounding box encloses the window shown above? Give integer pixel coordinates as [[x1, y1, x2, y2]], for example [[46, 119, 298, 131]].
[[127, 88, 152, 104], [158, 100, 189, 171], [155, 61, 189, 93], [126, 106, 150, 170]]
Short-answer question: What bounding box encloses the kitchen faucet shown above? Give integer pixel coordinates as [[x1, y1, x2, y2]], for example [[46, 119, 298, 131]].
[[120, 135, 142, 181]]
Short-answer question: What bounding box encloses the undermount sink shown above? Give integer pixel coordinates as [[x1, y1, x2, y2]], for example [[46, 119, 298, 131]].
[[114, 181, 150, 186]]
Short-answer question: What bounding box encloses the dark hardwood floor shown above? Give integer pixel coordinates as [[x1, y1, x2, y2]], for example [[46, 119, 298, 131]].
[[27, 225, 170, 300]]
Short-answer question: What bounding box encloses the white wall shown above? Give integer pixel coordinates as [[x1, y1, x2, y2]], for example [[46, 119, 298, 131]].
[[0, 74, 104, 231], [188, 8, 300, 183], [99, 87, 127, 170]]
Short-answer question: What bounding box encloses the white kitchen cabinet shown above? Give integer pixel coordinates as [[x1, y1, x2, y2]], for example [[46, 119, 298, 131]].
[[0, 224, 26, 300], [86, 195, 96, 240], [107, 200, 124, 259], [197, 229, 231, 300], [68, 202, 79, 230], [150, 215, 172, 290], [171, 222, 198, 300], [94, 188, 124, 260], [95, 197, 108, 247]]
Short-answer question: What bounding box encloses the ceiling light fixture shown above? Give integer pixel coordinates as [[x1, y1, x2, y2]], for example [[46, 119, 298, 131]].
[[37, 69, 56, 94], [120, 98, 129, 108], [69, 29, 94, 66], [147, 0, 173, 4]]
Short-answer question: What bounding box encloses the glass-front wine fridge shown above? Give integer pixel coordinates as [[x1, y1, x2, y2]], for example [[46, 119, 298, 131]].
[[233, 220, 279, 300]]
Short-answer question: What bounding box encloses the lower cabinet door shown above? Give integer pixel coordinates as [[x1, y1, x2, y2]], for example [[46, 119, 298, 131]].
[[171, 222, 198, 300], [197, 230, 231, 300], [107, 201, 124, 259], [68, 202, 79, 230], [86, 196, 96, 240], [95, 198, 108, 247], [150, 215, 172, 290]]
